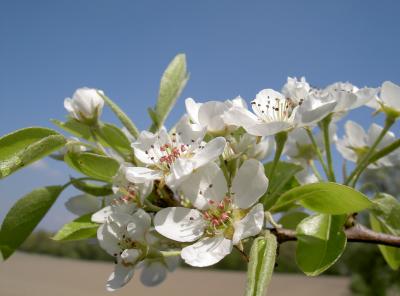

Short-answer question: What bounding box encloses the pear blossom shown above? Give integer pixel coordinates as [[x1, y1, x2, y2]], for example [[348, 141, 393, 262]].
[[223, 78, 337, 136], [154, 159, 268, 267], [127, 116, 226, 189], [64, 87, 104, 123], [312, 82, 378, 117], [367, 81, 400, 117], [96, 209, 177, 291], [185, 97, 247, 134], [336, 121, 400, 169]]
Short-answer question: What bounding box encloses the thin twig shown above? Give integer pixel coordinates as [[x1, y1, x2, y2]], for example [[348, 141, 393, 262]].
[[270, 224, 400, 248]]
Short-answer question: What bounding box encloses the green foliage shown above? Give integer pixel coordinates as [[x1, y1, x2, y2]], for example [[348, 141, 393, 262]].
[[271, 182, 373, 214], [296, 214, 347, 276], [149, 54, 188, 132], [64, 152, 119, 182], [70, 178, 113, 196], [278, 211, 309, 230], [0, 127, 66, 178], [369, 193, 400, 270], [52, 119, 93, 140], [0, 186, 63, 259], [246, 232, 277, 296], [96, 123, 132, 155], [262, 161, 302, 209], [53, 214, 99, 241], [99, 92, 140, 138]]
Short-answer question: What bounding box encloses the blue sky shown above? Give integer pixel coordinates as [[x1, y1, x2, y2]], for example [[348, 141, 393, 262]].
[[1, 0, 400, 231]]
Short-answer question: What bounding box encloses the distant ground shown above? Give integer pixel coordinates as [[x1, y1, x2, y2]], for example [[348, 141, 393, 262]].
[[0, 252, 350, 296]]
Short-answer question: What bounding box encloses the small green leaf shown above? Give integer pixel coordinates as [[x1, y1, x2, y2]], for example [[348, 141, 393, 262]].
[[271, 182, 372, 214], [246, 231, 277, 296], [98, 93, 140, 138], [70, 178, 113, 196], [51, 119, 93, 140], [96, 123, 132, 155], [149, 53, 189, 132], [0, 127, 66, 178], [0, 186, 63, 259], [262, 161, 302, 209], [65, 152, 119, 182], [278, 211, 309, 230], [296, 214, 347, 276], [370, 193, 400, 270], [53, 214, 99, 241]]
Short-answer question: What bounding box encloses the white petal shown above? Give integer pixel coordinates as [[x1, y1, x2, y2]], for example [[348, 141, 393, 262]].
[[154, 207, 205, 242], [231, 96, 248, 109], [65, 194, 100, 216], [126, 209, 152, 241], [131, 130, 159, 164], [381, 81, 400, 110], [121, 249, 141, 265], [296, 100, 336, 126], [164, 256, 180, 271], [222, 106, 259, 128], [140, 261, 167, 287], [345, 120, 367, 148], [192, 137, 226, 169], [353, 87, 379, 109], [185, 97, 202, 124], [92, 206, 114, 223], [179, 162, 228, 209], [232, 204, 264, 244], [106, 264, 134, 291], [198, 101, 229, 132], [181, 236, 233, 267], [245, 121, 292, 136], [175, 115, 206, 145], [125, 167, 162, 182], [166, 158, 196, 189], [231, 159, 269, 209], [97, 224, 120, 256]]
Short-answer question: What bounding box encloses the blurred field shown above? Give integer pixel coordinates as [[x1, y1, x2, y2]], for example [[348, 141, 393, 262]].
[[0, 252, 350, 296]]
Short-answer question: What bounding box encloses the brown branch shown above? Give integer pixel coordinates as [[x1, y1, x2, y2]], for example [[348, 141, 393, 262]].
[[270, 224, 400, 248]]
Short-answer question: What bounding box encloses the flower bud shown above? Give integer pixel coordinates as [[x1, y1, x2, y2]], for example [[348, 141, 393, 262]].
[[64, 87, 104, 124]]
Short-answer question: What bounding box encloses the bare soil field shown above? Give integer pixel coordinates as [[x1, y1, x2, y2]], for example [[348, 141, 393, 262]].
[[0, 252, 350, 296]]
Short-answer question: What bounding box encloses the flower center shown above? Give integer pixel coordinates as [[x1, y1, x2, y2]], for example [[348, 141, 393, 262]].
[[251, 97, 296, 123], [202, 197, 233, 236], [145, 133, 195, 172]]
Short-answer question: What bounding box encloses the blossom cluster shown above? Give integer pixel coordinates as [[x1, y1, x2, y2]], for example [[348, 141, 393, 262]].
[[63, 78, 400, 291]]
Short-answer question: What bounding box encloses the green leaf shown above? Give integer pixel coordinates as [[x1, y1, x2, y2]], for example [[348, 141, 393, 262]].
[[96, 123, 132, 154], [262, 161, 302, 209], [278, 211, 309, 230], [369, 193, 400, 270], [271, 182, 372, 214], [149, 53, 189, 132], [70, 178, 113, 196], [246, 231, 277, 296], [0, 127, 66, 178], [0, 186, 63, 259], [296, 214, 347, 276], [51, 119, 93, 140], [64, 152, 119, 182], [98, 93, 140, 138], [52, 214, 99, 241]]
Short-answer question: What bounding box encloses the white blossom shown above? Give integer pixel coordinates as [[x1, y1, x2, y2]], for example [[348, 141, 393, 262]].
[[127, 116, 226, 189], [64, 87, 104, 123], [154, 159, 268, 267], [336, 120, 400, 169], [367, 81, 400, 117], [96, 209, 177, 291], [223, 78, 337, 136], [185, 97, 247, 134]]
